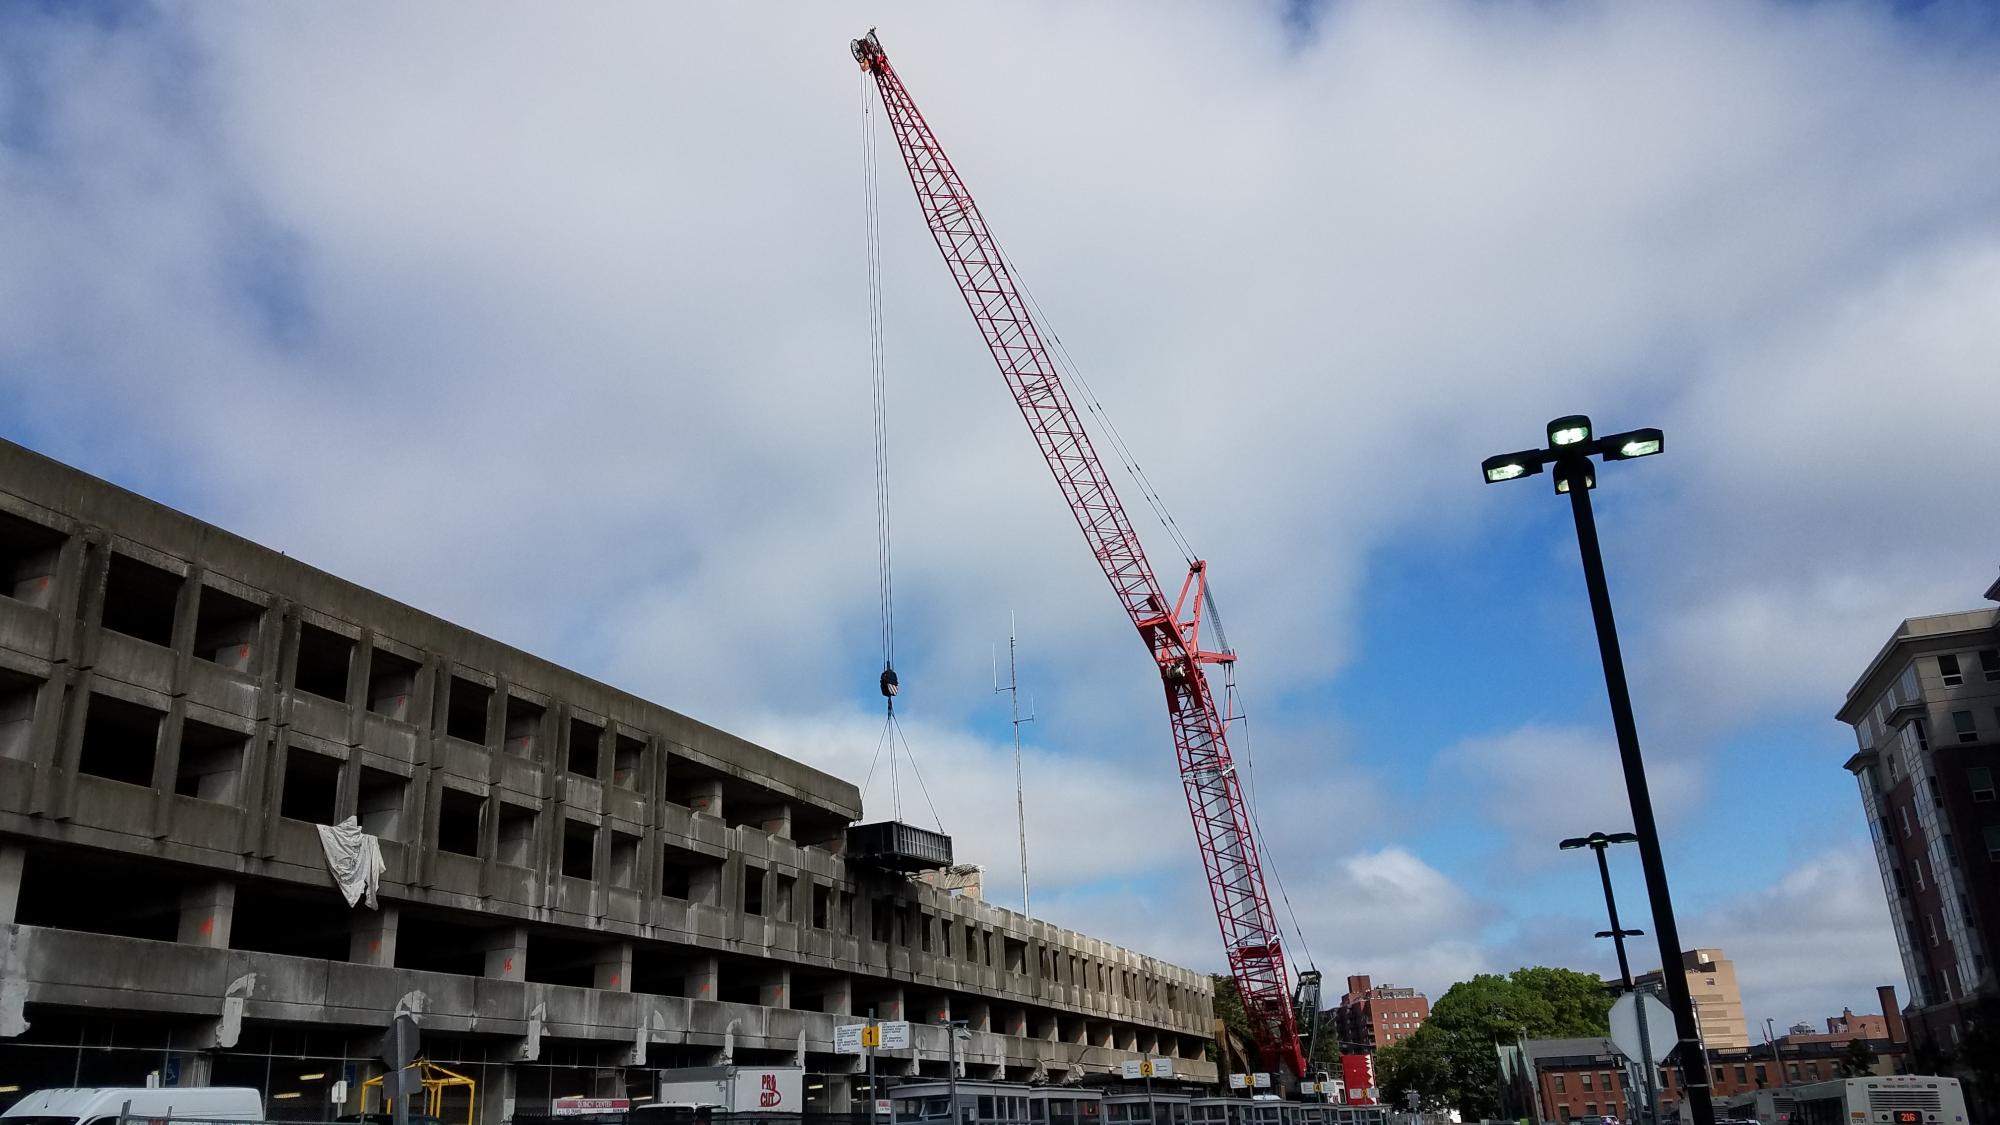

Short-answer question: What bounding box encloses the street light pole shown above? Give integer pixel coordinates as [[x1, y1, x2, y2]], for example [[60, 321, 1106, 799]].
[[1563, 831, 1656, 1125], [1558, 456, 1714, 1125], [1480, 418, 1710, 1125]]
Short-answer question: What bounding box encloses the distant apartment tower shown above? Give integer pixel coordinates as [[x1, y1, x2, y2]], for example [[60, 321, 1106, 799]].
[[1635, 949, 1748, 1049], [1838, 574, 2000, 1062], [1332, 974, 1430, 1052]]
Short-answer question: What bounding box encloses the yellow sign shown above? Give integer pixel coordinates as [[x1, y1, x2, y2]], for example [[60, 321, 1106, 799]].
[[861, 1025, 882, 1048]]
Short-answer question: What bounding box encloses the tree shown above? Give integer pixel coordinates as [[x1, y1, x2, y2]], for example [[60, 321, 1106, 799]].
[[1372, 967, 1613, 1120], [1208, 974, 1253, 1066], [1837, 1038, 1877, 1077]]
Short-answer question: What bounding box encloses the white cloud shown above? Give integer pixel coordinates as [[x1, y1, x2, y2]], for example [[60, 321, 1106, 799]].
[[1436, 724, 1702, 870], [1681, 841, 1904, 1035], [0, 1, 1993, 1002]]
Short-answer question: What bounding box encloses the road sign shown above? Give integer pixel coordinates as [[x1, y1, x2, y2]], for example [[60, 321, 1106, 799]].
[[1251, 1074, 1271, 1089], [836, 1024, 865, 1055], [1228, 1075, 1249, 1090], [379, 1013, 420, 1068], [1121, 1058, 1174, 1080], [553, 1099, 630, 1116], [382, 1067, 426, 1102], [1609, 991, 1675, 1065], [878, 1020, 912, 1050], [331, 1081, 349, 1105]]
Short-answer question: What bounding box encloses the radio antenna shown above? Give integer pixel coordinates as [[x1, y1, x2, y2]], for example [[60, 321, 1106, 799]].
[[992, 613, 1036, 916]]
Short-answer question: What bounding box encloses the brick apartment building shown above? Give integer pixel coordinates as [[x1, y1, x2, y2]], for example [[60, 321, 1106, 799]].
[[1838, 572, 2000, 1094], [1332, 975, 1430, 1052]]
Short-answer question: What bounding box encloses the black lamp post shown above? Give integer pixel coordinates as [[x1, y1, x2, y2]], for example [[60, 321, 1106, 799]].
[[1562, 830, 1657, 1125], [1482, 417, 1713, 1125], [1559, 831, 1645, 987]]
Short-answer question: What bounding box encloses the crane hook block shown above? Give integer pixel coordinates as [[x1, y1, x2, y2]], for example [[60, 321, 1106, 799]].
[[879, 667, 900, 697]]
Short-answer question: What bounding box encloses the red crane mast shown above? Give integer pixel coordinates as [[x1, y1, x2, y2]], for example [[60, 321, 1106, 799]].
[[851, 31, 1308, 1080]]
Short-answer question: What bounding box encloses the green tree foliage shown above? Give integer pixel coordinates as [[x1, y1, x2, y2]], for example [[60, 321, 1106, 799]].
[[1209, 974, 1252, 1064], [1373, 967, 1613, 1120], [1837, 1038, 1877, 1078]]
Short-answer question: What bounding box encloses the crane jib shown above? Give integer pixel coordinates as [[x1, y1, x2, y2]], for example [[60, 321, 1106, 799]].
[[851, 30, 1309, 1081]]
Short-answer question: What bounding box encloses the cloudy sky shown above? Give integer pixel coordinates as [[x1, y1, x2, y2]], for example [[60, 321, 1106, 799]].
[[5, 1, 1999, 1041]]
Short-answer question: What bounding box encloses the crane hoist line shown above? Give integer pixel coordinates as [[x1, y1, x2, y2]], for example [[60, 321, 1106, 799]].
[[849, 29, 1312, 1083]]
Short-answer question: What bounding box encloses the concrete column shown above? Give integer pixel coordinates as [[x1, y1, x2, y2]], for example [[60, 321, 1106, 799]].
[[757, 802, 793, 840], [0, 844, 23, 925], [927, 993, 953, 1026], [177, 881, 236, 948], [485, 926, 528, 981], [822, 1077, 853, 1115], [880, 986, 906, 1021], [822, 975, 854, 1017], [686, 954, 719, 1000], [759, 966, 791, 1009], [350, 906, 400, 966], [1036, 1012, 1059, 1042], [689, 860, 723, 909], [686, 778, 724, 820], [477, 1064, 520, 1125], [595, 942, 634, 992], [964, 999, 990, 1033]]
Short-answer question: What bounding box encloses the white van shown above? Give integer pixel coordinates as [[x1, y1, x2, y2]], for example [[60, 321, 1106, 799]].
[[1, 1088, 264, 1125]]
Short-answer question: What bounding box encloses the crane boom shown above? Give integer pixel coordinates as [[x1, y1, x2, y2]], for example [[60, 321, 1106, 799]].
[[851, 31, 1308, 1080]]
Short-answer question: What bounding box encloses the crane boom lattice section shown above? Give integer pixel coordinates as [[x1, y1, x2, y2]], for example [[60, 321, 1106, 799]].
[[852, 31, 1307, 1079]]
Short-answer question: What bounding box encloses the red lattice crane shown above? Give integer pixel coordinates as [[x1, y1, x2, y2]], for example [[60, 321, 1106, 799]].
[[852, 31, 1310, 1082]]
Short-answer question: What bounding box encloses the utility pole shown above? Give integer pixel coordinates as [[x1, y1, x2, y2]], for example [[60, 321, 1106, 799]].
[[868, 1007, 879, 1124], [993, 616, 1035, 917]]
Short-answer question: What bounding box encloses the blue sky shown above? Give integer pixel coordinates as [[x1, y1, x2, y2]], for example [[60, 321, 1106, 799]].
[[4, 1, 2000, 1038]]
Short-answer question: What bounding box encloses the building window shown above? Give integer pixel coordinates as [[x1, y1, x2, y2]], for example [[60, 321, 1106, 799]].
[[1981, 649, 2000, 681], [1580, 1073, 1593, 1091], [1926, 915, 1939, 947], [1940, 654, 1963, 687], [1900, 806, 1912, 837], [1584, 1106, 1597, 1118], [1755, 1064, 1767, 1085], [1911, 719, 1930, 751], [1945, 833, 1958, 868], [1735, 1065, 1747, 1084], [1953, 710, 1978, 743], [1914, 857, 1925, 891], [1984, 825, 2000, 861], [1554, 1076, 1565, 1093]]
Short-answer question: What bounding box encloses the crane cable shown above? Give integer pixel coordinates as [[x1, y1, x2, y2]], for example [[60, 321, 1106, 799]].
[[860, 76, 944, 833], [995, 201, 1319, 975]]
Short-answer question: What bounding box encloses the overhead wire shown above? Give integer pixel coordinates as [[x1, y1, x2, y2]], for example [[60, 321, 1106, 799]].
[[991, 224, 1316, 970], [988, 236, 1198, 567], [862, 77, 896, 675]]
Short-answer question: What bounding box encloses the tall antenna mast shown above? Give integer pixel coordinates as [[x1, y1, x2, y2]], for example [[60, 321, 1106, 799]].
[[993, 613, 1035, 916]]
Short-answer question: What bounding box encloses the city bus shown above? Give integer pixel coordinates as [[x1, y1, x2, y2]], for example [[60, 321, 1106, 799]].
[[1789, 1076, 1967, 1125], [1720, 1088, 1796, 1125]]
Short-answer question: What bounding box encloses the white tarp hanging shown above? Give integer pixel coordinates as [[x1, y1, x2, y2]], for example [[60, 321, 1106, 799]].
[[315, 816, 385, 909]]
